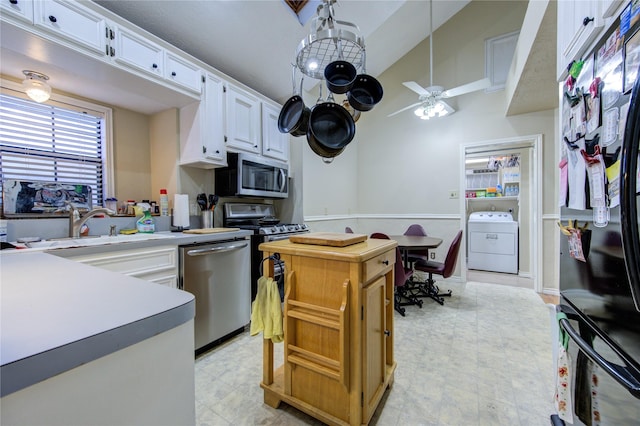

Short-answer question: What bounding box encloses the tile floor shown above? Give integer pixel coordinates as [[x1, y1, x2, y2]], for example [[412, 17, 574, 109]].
[[194, 281, 556, 425]]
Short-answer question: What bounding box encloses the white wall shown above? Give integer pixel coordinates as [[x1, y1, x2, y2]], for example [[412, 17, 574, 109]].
[[302, 1, 560, 291]]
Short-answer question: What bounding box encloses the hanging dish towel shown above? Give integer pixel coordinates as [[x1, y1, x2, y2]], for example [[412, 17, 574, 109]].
[[250, 276, 283, 343], [555, 313, 574, 423]]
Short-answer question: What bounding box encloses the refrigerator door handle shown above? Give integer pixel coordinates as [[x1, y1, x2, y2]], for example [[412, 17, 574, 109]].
[[559, 317, 640, 398], [620, 69, 640, 310]]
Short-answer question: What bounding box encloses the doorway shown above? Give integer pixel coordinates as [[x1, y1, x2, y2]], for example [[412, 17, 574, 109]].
[[459, 135, 542, 292]]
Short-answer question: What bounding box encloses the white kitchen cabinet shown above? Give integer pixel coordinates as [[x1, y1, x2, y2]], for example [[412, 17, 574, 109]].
[[112, 24, 163, 78], [34, 0, 107, 57], [180, 72, 226, 168], [68, 245, 179, 288], [0, 0, 34, 24], [261, 102, 289, 162], [165, 51, 202, 94], [225, 83, 261, 154], [557, 0, 603, 81]]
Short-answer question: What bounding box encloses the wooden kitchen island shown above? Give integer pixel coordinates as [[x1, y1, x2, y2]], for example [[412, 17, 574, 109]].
[[259, 235, 397, 426]]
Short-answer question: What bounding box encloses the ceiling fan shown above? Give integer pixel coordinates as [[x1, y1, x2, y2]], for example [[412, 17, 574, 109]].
[[388, 0, 491, 119]]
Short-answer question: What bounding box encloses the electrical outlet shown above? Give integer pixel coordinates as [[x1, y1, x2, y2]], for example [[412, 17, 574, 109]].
[[430, 252, 436, 259], [449, 190, 458, 199]]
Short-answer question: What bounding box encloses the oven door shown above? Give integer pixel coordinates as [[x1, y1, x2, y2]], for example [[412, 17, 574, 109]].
[[239, 154, 288, 198]]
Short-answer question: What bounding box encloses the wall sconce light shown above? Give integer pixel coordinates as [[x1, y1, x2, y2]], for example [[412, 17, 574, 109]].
[[22, 70, 51, 103]]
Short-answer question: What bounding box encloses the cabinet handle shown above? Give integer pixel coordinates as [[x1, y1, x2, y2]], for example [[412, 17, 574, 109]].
[[583, 16, 594, 26], [202, 146, 206, 154], [171, 71, 177, 77], [384, 330, 390, 336], [48, 15, 57, 23], [109, 46, 115, 57], [381, 260, 389, 265], [215, 150, 220, 154], [152, 63, 158, 69], [9, 0, 18, 4], [254, 144, 258, 148]]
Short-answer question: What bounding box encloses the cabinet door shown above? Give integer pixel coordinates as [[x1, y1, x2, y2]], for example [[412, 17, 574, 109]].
[[557, 0, 603, 80], [261, 103, 289, 162], [113, 25, 163, 78], [362, 275, 386, 421], [225, 83, 261, 154], [1, 0, 34, 23], [165, 51, 202, 94], [179, 73, 226, 168], [202, 73, 226, 163], [34, 0, 107, 56]]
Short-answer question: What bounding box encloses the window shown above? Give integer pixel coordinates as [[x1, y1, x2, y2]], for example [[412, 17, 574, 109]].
[[0, 85, 112, 215]]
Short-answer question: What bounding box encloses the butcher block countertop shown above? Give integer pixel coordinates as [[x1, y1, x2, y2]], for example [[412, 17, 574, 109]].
[[259, 236, 397, 262], [0, 252, 195, 397]]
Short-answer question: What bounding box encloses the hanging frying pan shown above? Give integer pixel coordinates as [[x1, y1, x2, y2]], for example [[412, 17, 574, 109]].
[[307, 101, 355, 150], [278, 67, 310, 137]]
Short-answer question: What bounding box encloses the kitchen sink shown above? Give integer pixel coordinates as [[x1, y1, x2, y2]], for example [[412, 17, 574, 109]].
[[26, 233, 176, 249]]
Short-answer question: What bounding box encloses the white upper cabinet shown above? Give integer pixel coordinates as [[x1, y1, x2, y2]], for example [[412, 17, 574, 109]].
[[557, 0, 603, 80], [34, 0, 107, 56], [179, 72, 226, 168], [261, 103, 289, 162], [165, 52, 202, 94], [1, 0, 34, 24], [112, 25, 163, 78], [225, 83, 261, 155]]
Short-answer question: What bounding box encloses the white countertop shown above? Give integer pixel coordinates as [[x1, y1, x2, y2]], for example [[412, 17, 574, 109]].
[[0, 251, 195, 397]]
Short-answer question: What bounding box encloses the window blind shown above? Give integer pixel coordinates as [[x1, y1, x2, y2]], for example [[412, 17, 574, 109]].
[[0, 93, 105, 210]]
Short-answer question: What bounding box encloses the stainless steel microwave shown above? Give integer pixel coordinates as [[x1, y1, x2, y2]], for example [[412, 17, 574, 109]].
[[215, 153, 288, 199]]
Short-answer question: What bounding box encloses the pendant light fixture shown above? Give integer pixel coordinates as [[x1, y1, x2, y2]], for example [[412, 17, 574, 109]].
[[22, 70, 51, 103]]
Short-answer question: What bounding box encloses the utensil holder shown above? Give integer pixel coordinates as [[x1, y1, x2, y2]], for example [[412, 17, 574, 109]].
[[201, 210, 213, 229]]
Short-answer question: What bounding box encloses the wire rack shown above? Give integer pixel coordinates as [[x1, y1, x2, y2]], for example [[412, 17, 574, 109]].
[[295, 29, 365, 80]]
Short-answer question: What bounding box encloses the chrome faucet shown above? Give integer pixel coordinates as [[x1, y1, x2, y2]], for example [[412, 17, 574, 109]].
[[67, 202, 116, 238]]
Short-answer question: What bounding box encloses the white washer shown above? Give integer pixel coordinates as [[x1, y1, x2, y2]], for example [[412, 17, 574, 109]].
[[467, 211, 518, 274]]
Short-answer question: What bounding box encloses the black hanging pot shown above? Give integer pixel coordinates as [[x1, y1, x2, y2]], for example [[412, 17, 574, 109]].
[[277, 69, 309, 137], [306, 101, 356, 150], [307, 134, 345, 159], [324, 60, 357, 94], [347, 74, 383, 112], [278, 95, 310, 137]]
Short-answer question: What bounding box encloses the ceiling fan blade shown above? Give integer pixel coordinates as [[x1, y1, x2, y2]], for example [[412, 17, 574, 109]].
[[441, 78, 491, 98], [402, 81, 431, 96], [387, 101, 424, 117]]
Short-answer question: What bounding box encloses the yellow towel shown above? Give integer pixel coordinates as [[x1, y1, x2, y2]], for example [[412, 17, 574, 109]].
[[250, 276, 283, 343]]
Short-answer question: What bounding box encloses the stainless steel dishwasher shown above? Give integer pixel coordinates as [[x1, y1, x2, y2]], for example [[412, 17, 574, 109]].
[[179, 237, 250, 353]]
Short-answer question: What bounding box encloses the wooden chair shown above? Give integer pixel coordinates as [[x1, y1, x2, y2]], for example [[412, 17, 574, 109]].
[[413, 230, 462, 305], [370, 232, 422, 315]]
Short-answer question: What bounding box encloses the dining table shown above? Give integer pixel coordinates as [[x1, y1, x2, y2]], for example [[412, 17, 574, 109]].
[[388, 235, 443, 268]]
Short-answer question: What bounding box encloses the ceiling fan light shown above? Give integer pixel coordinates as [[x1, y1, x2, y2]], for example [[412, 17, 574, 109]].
[[22, 70, 51, 103], [414, 106, 425, 117]]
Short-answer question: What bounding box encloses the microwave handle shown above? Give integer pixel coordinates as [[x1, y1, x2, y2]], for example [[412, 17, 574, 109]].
[[278, 169, 286, 192]]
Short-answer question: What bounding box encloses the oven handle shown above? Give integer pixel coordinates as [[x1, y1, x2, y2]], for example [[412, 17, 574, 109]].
[[558, 316, 640, 398], [186, 242, 248, 256]]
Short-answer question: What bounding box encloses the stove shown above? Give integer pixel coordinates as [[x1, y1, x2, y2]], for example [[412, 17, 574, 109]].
[[223, 203, 309, 300]]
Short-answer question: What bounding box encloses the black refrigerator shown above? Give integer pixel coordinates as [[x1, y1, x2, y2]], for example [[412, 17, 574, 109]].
[[556, 3, 640, 425]]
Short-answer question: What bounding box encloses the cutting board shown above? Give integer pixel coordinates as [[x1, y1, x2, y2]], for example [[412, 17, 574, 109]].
[[182, 227, 239, 234], [289, 232, 367, 247]]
